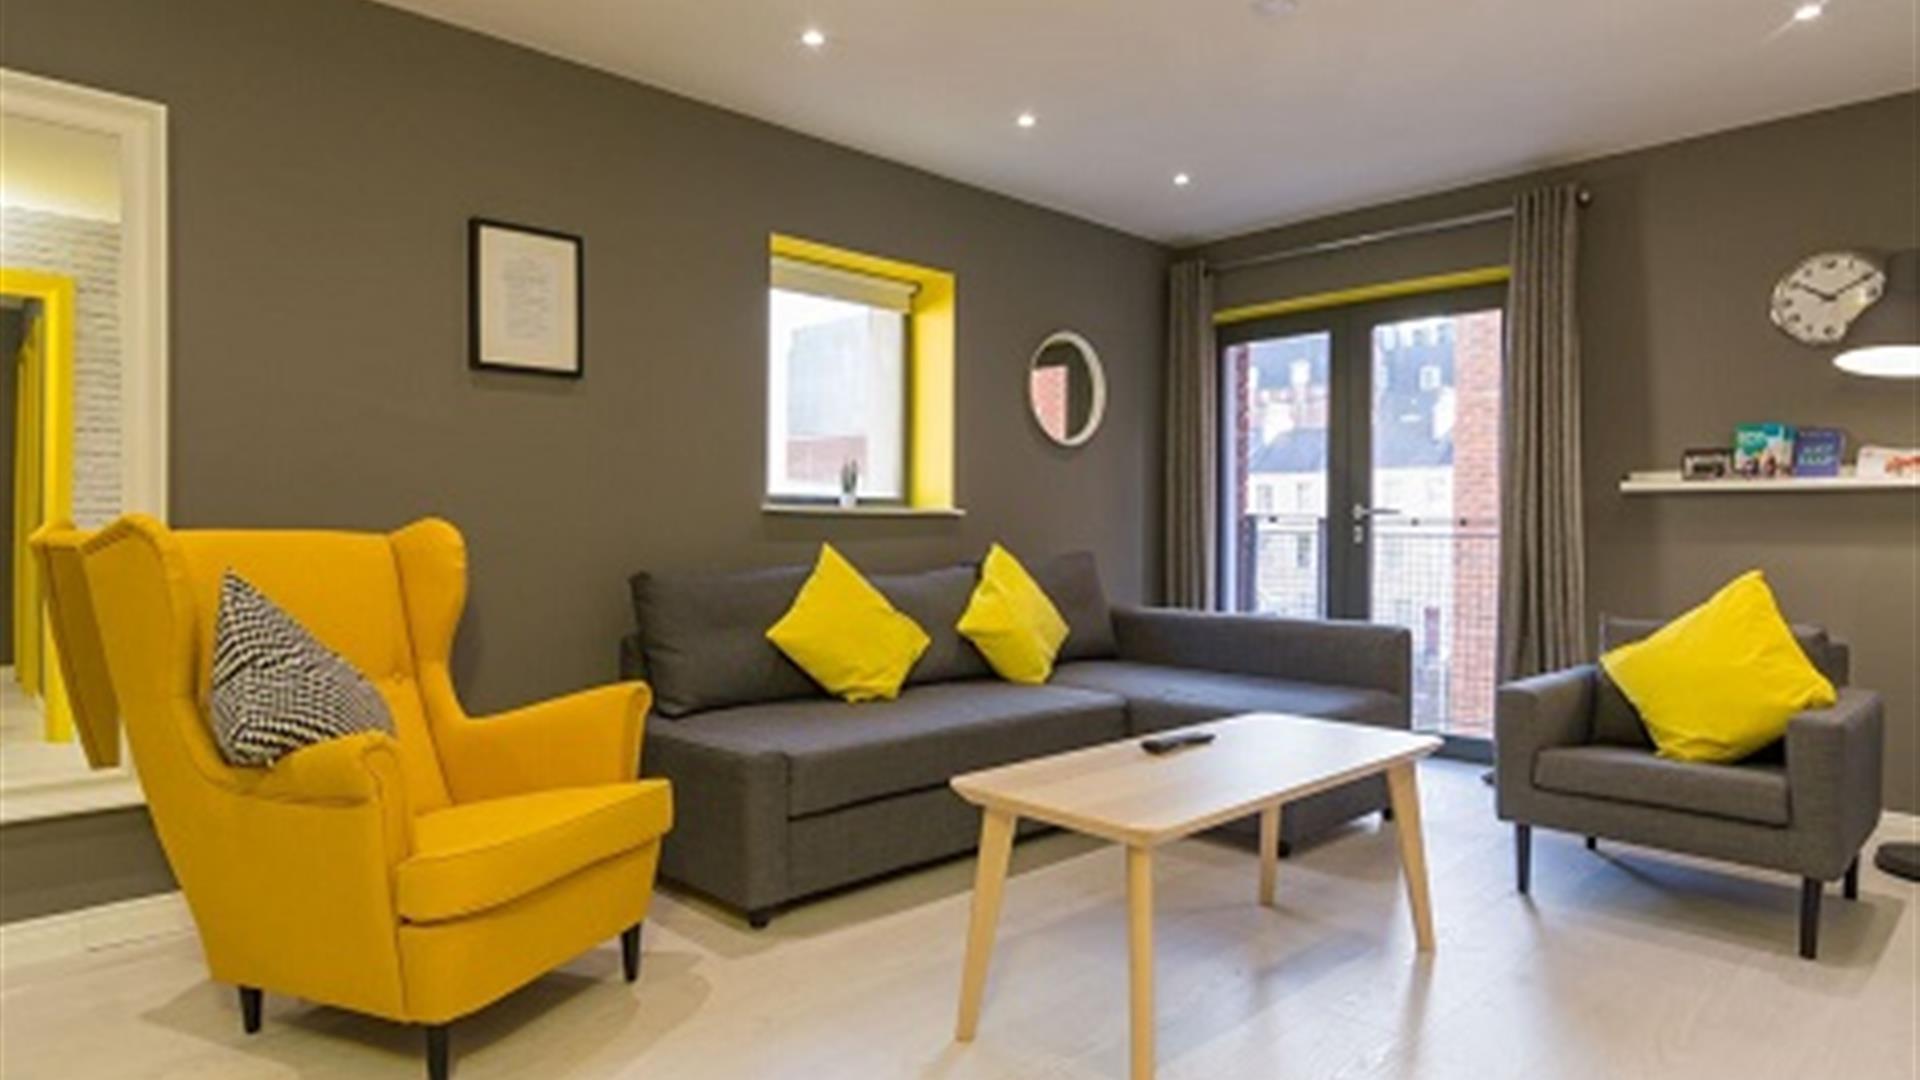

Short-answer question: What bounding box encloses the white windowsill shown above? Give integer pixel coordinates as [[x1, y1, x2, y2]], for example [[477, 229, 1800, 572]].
[[761, 502, 967, 518]]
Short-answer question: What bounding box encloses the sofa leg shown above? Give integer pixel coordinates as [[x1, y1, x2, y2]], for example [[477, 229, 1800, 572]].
[[1799, 878, 1822, 961], [238, 986, 262, 1034], [1844, 856, 1860, 901], [1585, 835, 1598, 852], [1381, 805, 1394, 823], [746, 908, 774, 931], [621, 923, 642, 983], [426, 1024, 450, 1080], [1275, 838, 1293, 860], [1515, 824, 1532, 895]]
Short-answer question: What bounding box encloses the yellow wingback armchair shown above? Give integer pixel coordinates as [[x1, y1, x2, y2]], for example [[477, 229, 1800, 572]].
[[35, 514, 672, 1080]]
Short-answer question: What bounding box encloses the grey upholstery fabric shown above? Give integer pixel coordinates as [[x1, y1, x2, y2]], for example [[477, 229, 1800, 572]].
[[786, 785, 1053, 900], [1113, 607, 1412, 708], [636, 595, 1414, 915], [1162, 258, 1218, 609], [643, 716, 792, 909], [1494, 647, 1884, 884], [677, 683, 1126, 817], [1500, 183, 1587, 680], [1783, 688, 1885, 879], [1052, 661, 1402, 735], [1534, 746, 1789, 826], [1031, 551, 1118, 661], [630, 565, 817, 717], [871, 565, 994, 685]]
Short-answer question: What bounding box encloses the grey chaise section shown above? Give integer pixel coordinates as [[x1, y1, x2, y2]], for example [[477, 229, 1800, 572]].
[[1495, 616, 1884, 960], [626, 553, 1413, 926]]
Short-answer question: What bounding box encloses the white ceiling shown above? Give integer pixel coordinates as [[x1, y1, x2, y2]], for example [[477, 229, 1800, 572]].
[[372, 0, 1918, 244]]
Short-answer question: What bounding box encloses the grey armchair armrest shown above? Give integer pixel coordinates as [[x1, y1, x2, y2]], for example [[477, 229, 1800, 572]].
[[1785, 688, 1885, 879], [1111, 606, 1411, 703], [1493, 664, 1596, 821]]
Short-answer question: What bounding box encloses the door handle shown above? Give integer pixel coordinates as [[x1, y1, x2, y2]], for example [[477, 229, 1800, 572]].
[[1351, 504, 1404, 522]]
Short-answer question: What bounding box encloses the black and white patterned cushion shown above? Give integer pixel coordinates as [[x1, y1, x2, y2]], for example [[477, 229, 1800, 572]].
[[209, 571, 395, 766]]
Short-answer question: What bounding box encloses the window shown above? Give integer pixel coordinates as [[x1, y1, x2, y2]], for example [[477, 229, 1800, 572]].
[[767, 256, 913, 501]]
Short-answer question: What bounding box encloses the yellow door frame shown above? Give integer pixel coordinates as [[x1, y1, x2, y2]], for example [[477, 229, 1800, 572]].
[[2, 267, 77, 742]]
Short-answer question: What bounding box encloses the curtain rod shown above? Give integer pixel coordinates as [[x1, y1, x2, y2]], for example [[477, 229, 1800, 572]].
[[1208, 188, 1592, 274]]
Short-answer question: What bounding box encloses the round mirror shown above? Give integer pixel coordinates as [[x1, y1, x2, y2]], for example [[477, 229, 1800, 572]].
[[1027, 331, 1107, 447]]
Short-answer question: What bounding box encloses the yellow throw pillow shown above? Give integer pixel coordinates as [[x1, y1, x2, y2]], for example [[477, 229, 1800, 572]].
[[958, 543, 1070, 685], [1599, 570, 1836, 763], [766, 545, 930, 703]]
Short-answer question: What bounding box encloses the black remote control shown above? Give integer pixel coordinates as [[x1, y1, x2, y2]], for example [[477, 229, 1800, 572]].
[[1141, 732, 1216, 755]]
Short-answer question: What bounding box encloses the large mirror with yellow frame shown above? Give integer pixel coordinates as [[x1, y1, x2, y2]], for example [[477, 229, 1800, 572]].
[[0, 69, 168, 822]]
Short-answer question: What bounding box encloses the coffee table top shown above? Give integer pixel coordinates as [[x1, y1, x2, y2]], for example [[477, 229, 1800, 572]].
[[950, 714, 1441, 847]]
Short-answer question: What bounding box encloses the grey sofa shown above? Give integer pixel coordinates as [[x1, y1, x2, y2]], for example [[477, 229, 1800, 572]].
[[621, 553, 1412, 926], [1495, 616, 1884, 960]]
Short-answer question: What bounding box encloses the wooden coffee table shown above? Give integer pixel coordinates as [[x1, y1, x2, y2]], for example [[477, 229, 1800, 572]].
[[949, 713, 1442, 1080]]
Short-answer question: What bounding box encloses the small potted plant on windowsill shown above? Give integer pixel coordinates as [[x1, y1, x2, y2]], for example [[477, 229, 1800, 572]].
[[838, 459, 860, 509]]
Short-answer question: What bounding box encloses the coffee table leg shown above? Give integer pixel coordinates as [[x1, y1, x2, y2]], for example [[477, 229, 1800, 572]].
[[1386, 763, 1435, 953], [1257, 804, 1280, 907], [1127, 845, 1155, 1080], [956, 808, 1017, 1041]]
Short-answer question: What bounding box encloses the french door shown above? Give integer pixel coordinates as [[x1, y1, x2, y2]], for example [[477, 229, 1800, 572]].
[[1218, 285, 1506, 739]]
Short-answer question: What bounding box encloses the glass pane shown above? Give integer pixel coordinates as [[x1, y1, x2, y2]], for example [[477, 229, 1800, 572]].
[[767, 287, 905, 499], [1368, 310, 1502, 737], [1223, 332, 1331, 617]]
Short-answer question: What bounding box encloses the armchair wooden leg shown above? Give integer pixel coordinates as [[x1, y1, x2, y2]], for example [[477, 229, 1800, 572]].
[[238, 986, 262, 1034], [1515, 824, 1532, 894], [746, 908, 774, 930], [1799, 878, 1822, 961], [426, 1024, 450, 1080], [621, 923, 643, 983], [1843, 856, 1860, 901]]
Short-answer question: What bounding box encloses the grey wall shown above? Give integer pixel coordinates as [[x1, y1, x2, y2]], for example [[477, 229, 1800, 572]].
[[1193, 93, 1920, 811], [0, 0, 1165, 920]]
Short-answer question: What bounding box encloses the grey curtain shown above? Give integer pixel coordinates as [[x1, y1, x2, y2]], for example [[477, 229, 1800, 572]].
[[1162, 259, 1218, 609], [1499, 184, 1588, 678]]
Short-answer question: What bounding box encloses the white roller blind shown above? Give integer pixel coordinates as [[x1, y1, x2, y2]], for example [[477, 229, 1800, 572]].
[[771, 255, 918, 314]]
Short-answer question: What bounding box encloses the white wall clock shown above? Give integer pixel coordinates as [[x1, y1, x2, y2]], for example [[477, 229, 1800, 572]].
[[1769, 251, 1885, 345]]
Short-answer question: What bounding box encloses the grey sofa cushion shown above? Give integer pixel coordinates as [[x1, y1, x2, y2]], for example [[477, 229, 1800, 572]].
[[1592, 614, 1840, 749], [672, 681, 1128, 816], [1051, 660, 1404, 736], [1032, 551, 1118, 661], [1533, 745, 1789, 826], [631, 566, 820, 717], [871, 566, 993, 686]]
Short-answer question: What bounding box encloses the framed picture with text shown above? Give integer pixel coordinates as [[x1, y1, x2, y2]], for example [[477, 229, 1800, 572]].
[[468, 218, 584, 377]]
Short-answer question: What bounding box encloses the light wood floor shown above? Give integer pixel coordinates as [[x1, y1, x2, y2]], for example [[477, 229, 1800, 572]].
[[3, 760, 1915, 1079]]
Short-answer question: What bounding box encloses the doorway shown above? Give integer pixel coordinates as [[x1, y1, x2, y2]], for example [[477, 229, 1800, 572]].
[[1219, 285, 1506, 740], [0, 271, 76, 763]]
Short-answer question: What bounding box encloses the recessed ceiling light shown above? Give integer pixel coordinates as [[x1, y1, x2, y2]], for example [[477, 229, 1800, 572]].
[[1792, 3, 1824, 21], [1173, 173, 1192, 187], [800, 28, 827, 48], [1016, 112, 1037, 129]]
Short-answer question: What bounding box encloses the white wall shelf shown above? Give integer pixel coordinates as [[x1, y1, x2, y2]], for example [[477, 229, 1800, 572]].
[[1619, 468, 1920, 495]]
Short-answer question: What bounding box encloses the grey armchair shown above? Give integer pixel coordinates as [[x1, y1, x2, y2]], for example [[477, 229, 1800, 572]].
[[1494, 616, 1883, 960]]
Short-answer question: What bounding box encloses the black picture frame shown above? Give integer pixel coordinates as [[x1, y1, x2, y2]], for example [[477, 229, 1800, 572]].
[[468, 217, 585, 378]]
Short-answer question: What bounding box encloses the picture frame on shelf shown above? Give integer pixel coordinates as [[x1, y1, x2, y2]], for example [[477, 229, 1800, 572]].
[[1680, 447, 1732, 480], [469, 218, 584, 377]]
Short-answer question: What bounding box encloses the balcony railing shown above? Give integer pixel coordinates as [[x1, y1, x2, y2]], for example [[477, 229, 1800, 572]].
[[1244, 514, 1500, 738]]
